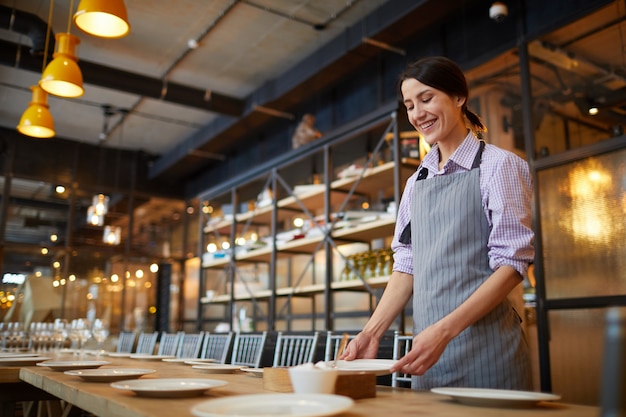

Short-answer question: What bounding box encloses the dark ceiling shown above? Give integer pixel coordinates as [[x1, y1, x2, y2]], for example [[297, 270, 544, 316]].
[[0, 0, 623, 278]]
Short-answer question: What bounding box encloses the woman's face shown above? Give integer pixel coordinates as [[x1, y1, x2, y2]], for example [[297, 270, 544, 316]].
[[401, 78, 466, 146]]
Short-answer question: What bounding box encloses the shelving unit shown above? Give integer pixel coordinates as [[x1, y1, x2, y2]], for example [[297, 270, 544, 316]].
[[196, 111, 416, 331]]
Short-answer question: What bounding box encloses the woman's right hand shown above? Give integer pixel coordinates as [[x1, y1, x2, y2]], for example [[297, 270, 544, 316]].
[[338, 332, 379, 360]]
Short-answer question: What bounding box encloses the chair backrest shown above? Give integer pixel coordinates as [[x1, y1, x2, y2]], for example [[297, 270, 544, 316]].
[[324, 331, 356, 361], [135, 331, 158, 354], [200, 332, 234, 364], [273, 332, 320, 367], [177, 332, 204, 358], [231, 331, 267, 368], [116, 331, 137, 353], [392, 330, 413, 388], [157, 331, 184, 356]]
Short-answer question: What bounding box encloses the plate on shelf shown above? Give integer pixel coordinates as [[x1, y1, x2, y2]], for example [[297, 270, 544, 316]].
[[64, 368, 156, 382], [430, 387, 561, 408], [192, 364, 242, 374], [331, 359, 397, 376], [36, 360, 111, 371], [191, 393, 353, 417], [240, 367, 264, 378], [0, 356, 51, 366], [129, 354, 176, 361], [111, 378, 227, 398], [183, 359, 219, 365]]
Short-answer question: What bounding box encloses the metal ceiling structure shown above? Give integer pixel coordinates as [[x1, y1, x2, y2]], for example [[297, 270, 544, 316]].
[[0, 0, 624, 277]]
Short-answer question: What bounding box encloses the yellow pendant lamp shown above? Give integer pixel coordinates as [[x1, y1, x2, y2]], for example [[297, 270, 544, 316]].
[[73, 0, 130, 39], [40, 33, 84, 98], [17, 85, 56, 138]]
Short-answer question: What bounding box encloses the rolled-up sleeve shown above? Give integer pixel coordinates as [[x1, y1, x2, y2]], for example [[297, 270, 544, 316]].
[[484, 153, 535, 277]]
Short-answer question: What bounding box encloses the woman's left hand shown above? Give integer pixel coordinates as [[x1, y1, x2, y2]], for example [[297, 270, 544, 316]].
[[390, 323, 452, 376]]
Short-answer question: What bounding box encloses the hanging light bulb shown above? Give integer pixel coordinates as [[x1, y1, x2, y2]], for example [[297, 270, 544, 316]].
[[73, 0, 130, 39], [40, 33, 84, 98], [92, 193, 109, 215], [17, 85, 56, 138], [103, 225, 121, 245], [87, 205, 104, 226]]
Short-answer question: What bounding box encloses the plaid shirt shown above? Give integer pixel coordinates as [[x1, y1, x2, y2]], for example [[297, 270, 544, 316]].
[[391, 132, 534, 277]]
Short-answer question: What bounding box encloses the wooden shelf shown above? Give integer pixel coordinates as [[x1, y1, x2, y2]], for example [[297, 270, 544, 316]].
[[200, 276, 390, 304], [203, 162, 407, 236]]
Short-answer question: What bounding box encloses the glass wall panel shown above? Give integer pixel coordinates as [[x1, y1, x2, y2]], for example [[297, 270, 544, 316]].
[[538, 147, 626, 299]]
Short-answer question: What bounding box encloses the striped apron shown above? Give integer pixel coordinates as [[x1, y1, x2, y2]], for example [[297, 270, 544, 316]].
[[410, 142, 531, 390]]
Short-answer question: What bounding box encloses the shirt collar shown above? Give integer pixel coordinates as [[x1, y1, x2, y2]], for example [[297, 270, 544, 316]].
[[421, 131, 480, 172]]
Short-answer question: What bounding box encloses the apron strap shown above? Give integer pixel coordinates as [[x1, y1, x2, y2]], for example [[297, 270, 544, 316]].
[[398, 140, 485, 245]]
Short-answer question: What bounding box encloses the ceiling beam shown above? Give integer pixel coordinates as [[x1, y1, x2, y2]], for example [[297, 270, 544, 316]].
[[0, 5, 245, 117]]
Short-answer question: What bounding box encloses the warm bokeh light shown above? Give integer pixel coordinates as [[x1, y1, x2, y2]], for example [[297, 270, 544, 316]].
[[560, 161, 615, 245], [135, 270, 144, 279], [53, 261, 61, 268], [55, 185, 65, 194], [50, 234, 58, 242], [293, 217, 304, 228], [149, 263, 159, 273], [221, 241, 230, 250], [69, 274, 76, 282], [111, 274, 119, 283], [207, 243, 217, 253], [41, 248, 49, 255]]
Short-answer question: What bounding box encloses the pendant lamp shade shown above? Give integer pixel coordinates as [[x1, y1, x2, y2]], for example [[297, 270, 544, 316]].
[[40, 33, 84, 98], [17, 85, 55, 138], [73, 0, 130, 38]]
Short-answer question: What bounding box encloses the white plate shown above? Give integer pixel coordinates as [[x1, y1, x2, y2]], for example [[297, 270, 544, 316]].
[[332, 359, 397, 376], [111, 378, 227, 398], [36, 360, 111, 371], [106, 352, 133, 358], [430, 387, 562, 408], [240, 367, 264, 378], [191, 393, 354, 417], [192, 364, 242, 374], [64, 368, 156, 382], [183, 359, 218, 365], [162, 357, 212, 363], [0, 356, 52, 366], [129, 354, 176, 361], [0, 352, 42, 358]]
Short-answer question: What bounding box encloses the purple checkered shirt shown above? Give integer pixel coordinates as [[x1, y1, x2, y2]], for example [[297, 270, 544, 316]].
[[391, 132, 534, 277]]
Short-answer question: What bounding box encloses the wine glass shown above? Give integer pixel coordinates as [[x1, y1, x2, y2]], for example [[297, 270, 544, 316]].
[[72, 319, 91, 359], [91, 319, 109, 357], [52, 319, 69, 353]]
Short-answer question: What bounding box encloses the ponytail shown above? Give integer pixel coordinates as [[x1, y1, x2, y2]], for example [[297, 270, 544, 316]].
[[464, 106, 486, 135]]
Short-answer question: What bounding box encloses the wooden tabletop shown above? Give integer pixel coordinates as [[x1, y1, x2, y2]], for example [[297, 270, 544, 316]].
[[15, 354, 598, 417]]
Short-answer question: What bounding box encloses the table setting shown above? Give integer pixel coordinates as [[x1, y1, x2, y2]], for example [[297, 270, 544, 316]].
[[10, 349, 598, 417]]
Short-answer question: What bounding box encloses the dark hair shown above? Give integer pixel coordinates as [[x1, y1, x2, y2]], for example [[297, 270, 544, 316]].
[[398, 56, 486, 133]]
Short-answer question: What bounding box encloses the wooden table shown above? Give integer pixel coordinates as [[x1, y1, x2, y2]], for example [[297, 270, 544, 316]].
[[17, 355, 598, 417], [0, 365, 61, 417]]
